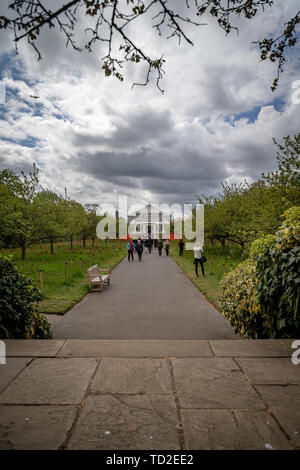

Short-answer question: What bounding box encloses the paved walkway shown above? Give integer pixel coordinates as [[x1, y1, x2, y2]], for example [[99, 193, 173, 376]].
[[0, 339, 299, 450], [51, 250, 236, 339]]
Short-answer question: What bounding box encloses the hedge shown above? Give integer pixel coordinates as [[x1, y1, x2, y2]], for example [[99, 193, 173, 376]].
[[220, 206, 300, 339], [0, 257, 52, 339]]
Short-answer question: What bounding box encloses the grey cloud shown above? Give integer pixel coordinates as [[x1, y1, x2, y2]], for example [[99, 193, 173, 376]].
[[72, 108, 174, 150], [73, 141, 229, 199], [0, 155, 34, 174]]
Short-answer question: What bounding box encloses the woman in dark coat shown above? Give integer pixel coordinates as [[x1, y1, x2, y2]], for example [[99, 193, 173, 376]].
[[136, 239, 144, 261], [165, 239, 170, 256], [157, 239, 163, 256], [179, 239, 184, 256]]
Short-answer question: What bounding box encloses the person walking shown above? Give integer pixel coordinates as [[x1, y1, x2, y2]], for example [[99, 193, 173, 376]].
[[126, 239, 135, 262], [136, 239, 143, 261], [179, 239, 184, 256], [193, 242, 205, 277], [148, 236, 152, 254], [165, 239, 170, 256], [157, 239, 163, 256]]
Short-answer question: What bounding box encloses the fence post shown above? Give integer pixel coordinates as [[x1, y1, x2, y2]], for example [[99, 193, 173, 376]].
[[39, 269, 43, 291]]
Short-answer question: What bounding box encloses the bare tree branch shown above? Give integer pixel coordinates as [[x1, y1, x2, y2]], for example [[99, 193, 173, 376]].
[[0, 0, 298, 92]]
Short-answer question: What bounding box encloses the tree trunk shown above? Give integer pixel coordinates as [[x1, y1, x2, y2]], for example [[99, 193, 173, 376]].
[[21, 245, 26, 260], [50, 240, 54, 255], [83, 237, 86, 248], [221, 239, 225, 251], [92, 237, 95, 247]]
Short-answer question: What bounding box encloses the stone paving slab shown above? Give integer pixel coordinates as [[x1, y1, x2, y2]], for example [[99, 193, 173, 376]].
[[171, 358, 265, 409], [181, 409, 292, 450], [0, 357, 32, 393], [3, 340, 65, 357], [236, 358, 300, 385], [0, 405, 77, 450], [210, 339, 294, 357], [233, 410, 292, 450], [182, 409, 239, 450], [0, 340, 299, 450], [91, 358, 172, 395], [67, 394, 180, 450], [57, 339, 213, 357], [256, 385, 300, 447], [0, 358, 98, 404]]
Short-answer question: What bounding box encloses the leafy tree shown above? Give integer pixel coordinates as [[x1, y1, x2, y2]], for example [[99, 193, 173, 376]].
[[34, 190, 67, 254], [199, 194, 228, 249], [0, 165, 41, 259], [0, 0, 298, 91], [64, 199, 86, 249], [0, 175, 18, 246], [262, 133, 300, 206], [85, 203, 102, 246], [200, 182, 256, 252], [199, 133, 300, 250], [77, 204, 98, 247]]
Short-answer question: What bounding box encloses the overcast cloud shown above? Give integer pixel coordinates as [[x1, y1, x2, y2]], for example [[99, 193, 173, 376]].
[[0, 0, 299, 210]]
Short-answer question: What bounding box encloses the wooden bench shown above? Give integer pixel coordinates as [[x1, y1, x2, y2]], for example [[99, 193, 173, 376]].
[[87, 264, 111, 292]]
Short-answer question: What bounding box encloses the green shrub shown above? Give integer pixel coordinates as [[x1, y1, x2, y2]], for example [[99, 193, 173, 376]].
[[275, 206, 300, 250], [256, 206, 300, 338], [220, 206, 300, 339], [256, 245, 300, 338], [35, 313, 53, 339], [220, 260, 263, 338], [0, 257, 52, 339], [249, 234, 276, 261]]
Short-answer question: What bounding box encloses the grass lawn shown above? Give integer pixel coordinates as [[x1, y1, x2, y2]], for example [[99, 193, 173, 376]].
[[170, 241, 244, 311], [1, 239, 127, 314]]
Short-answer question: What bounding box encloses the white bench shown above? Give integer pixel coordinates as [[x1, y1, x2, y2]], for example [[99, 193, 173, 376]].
[[87, 264, 111, 292]]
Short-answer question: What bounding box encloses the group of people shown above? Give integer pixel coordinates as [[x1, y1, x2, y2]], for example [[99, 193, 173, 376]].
[[126, 237, 206, 277], [126, 237, 170, 262]]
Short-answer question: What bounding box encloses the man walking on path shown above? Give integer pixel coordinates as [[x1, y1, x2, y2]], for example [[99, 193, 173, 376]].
[[179, 239, 184, 256], [148, 236, 152, 254], [127, 239, 135, 262], [165, 239, 170, 256], [136, 239, 143, 261], [157, 239, 163, 256]]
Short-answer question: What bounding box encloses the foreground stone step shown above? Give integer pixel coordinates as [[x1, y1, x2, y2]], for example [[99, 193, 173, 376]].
[[0, 339, 299, 450]]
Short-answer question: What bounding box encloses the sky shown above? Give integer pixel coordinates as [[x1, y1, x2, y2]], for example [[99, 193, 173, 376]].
[[0, 0, 299, 212]]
